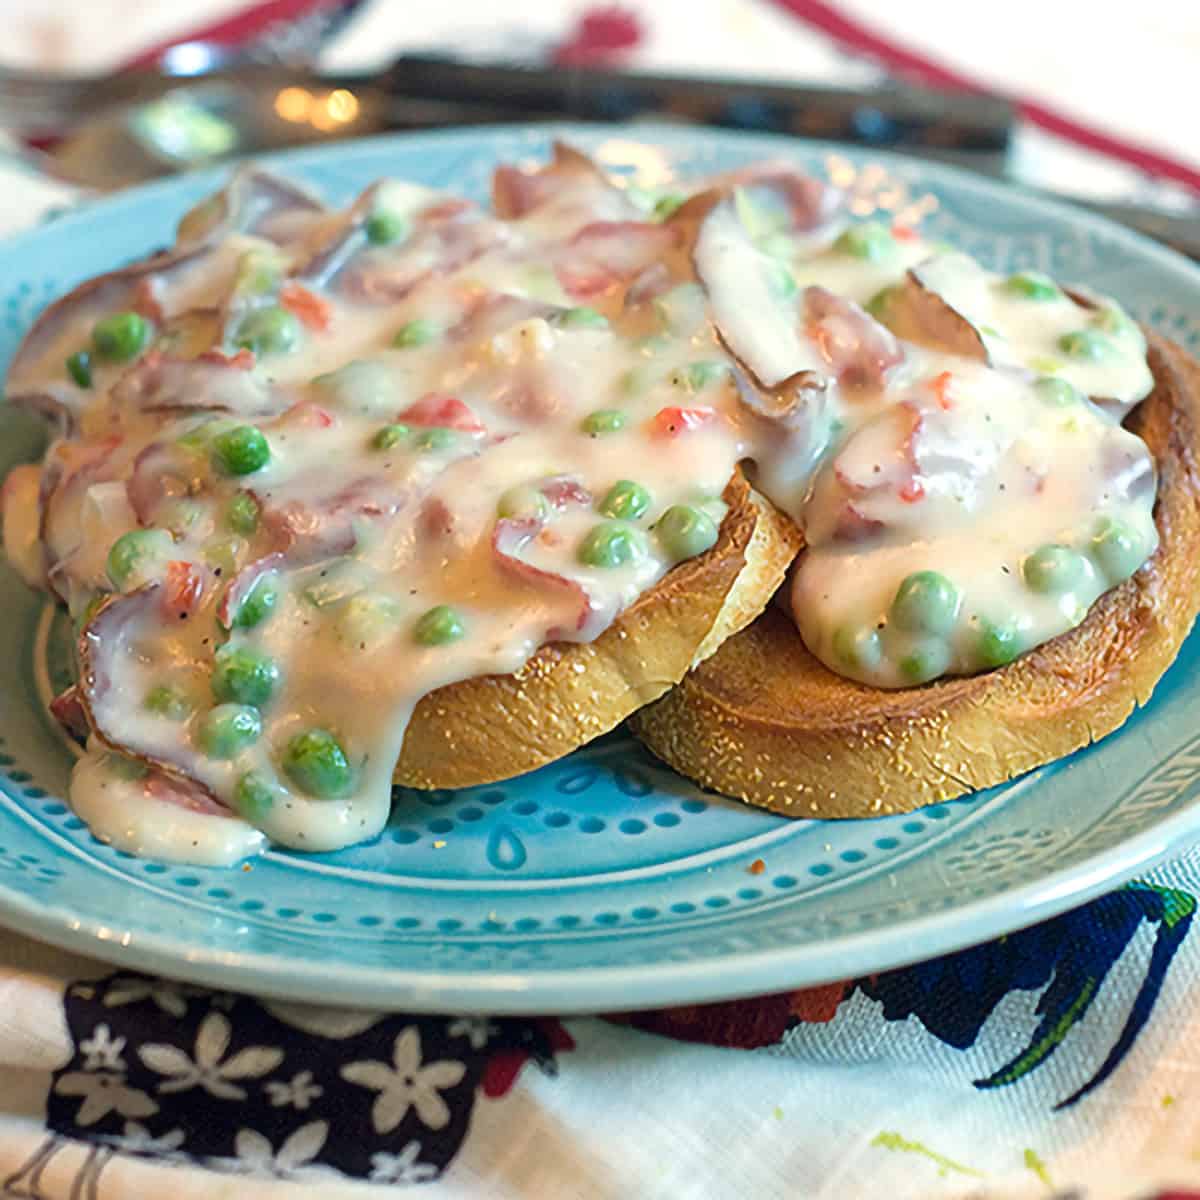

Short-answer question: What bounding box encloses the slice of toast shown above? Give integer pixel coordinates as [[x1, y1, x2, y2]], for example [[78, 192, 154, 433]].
[[630, 335, 1200, 817], [393, 468, 803, 788]]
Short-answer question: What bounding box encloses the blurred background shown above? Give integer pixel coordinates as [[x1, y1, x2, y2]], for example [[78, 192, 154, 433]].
[[0, 0, 1195, 245]]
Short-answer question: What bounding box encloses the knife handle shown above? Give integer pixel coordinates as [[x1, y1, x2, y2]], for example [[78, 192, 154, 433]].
[[383, 54, 1014, 157]]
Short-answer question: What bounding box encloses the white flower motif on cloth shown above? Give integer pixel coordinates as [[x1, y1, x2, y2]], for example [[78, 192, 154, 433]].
[[223, 1121, 331, 1179], [262, 1001, 383, 1039], [102, 977, 195, 1018], [138, 1012, 284, 1100], [341, 1026, 466, 1133], [264, 1070, 323, 1111], [370, 1141, 439, 1184], [47, 969, 567, 1182], [447, 1017, 497, 1050], [79, 1024, 127, 1073], [101, 1121, 187, 1159], [53, 1072, 158, 1127]]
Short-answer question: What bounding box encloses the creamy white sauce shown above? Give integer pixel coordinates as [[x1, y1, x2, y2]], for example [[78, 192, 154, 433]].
[[72, 739, 265, 865], [907, 252, 1153, 407], [0, 150, 1159, 864], [793, 356, 1157, 686]]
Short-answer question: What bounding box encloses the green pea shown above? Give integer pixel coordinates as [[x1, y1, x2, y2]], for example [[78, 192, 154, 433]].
[[675, 362, 729, 393], [1022, 544, 1089, 594], [1092, 305, 1133, 336], [1004, 271, 1059, 301], [143, 685, 193, 720], [282, 728, 353, 798], [599, 480, 651, 521], [834, 222, 895, 261], [413, 604, 466, 646], [160, 498, 203, 538], [312, 359, 393, 412], [372, 423, 410, 451], [1033, 377, 1080, 407], [338, 593, 403, 648], [619, 365, 656, 396], [1057, 329, 1112, 361], [977, 620, 1021, 669], [66, 350, 93, 388], [759, 232, 795, 261], [212, 425, 270, 476], [653, 284, 704, 333], [303, 569, 365, 610], [890, 571, 960, 635], [578, 521, 646, 569], [233, 306, 301, 357], [198, 703, 261, 759], [107, 753, 148, 782], [235, 248, 282, 296], [226, 491, 260, 536], [497, 485, 550, 522], [653, 193, 684, 220], [656, 504, 719, 562], [899, 640, 952, 685], [234, 574, 280, 630], [92, 312, 151, 363], [366, 210, 410, 246], [234, 771, 276, 821], [106, 529, 169, 591], [582, 409, 627, 435], [765, 258, 799, 300], [865, 285, 900, 324], [177, 418, 225, 452], [212, 645, 279, 707], [1091, 517, 1147, 583], [414, 427, 458, 452], [733, 186, 788, 241], [559, 306, 609, 330], [203, 536, 245, 578], [392, 319, 440, 348], [1029, 356, 1065, 375], [832, 626, 883, 672]]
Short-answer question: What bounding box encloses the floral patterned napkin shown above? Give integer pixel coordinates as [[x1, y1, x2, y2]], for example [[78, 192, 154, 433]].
[[3, 869, 1200, 1197]]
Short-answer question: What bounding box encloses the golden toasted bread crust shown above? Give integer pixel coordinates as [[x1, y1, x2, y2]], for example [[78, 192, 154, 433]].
[[393, 469, 803, 788], [631, 335, 1200, 817]]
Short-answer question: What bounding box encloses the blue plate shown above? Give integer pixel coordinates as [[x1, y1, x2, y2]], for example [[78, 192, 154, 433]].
[[1, 125, 1199, 1014]]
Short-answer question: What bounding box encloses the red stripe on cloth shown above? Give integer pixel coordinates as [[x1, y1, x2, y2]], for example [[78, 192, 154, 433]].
[[122, 0, 347, 69], [768, 0, 1200, 193]]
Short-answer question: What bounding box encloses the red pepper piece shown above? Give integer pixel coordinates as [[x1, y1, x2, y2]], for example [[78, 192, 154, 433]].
[[279, 282, 332, 332], [197, 347, 255, 370], [279, 402, 335, 429], [398, 393, 485, 433], [163, 560, 204, 619], [651, 406, 716, 437], [930, 370, 955, 411]]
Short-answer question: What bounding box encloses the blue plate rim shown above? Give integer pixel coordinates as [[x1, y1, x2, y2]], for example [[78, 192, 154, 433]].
[[0, 789, 1190, 1013]]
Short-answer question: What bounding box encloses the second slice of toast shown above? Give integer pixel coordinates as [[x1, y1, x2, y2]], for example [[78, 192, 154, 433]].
[[630, 335, 1200, 817]]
